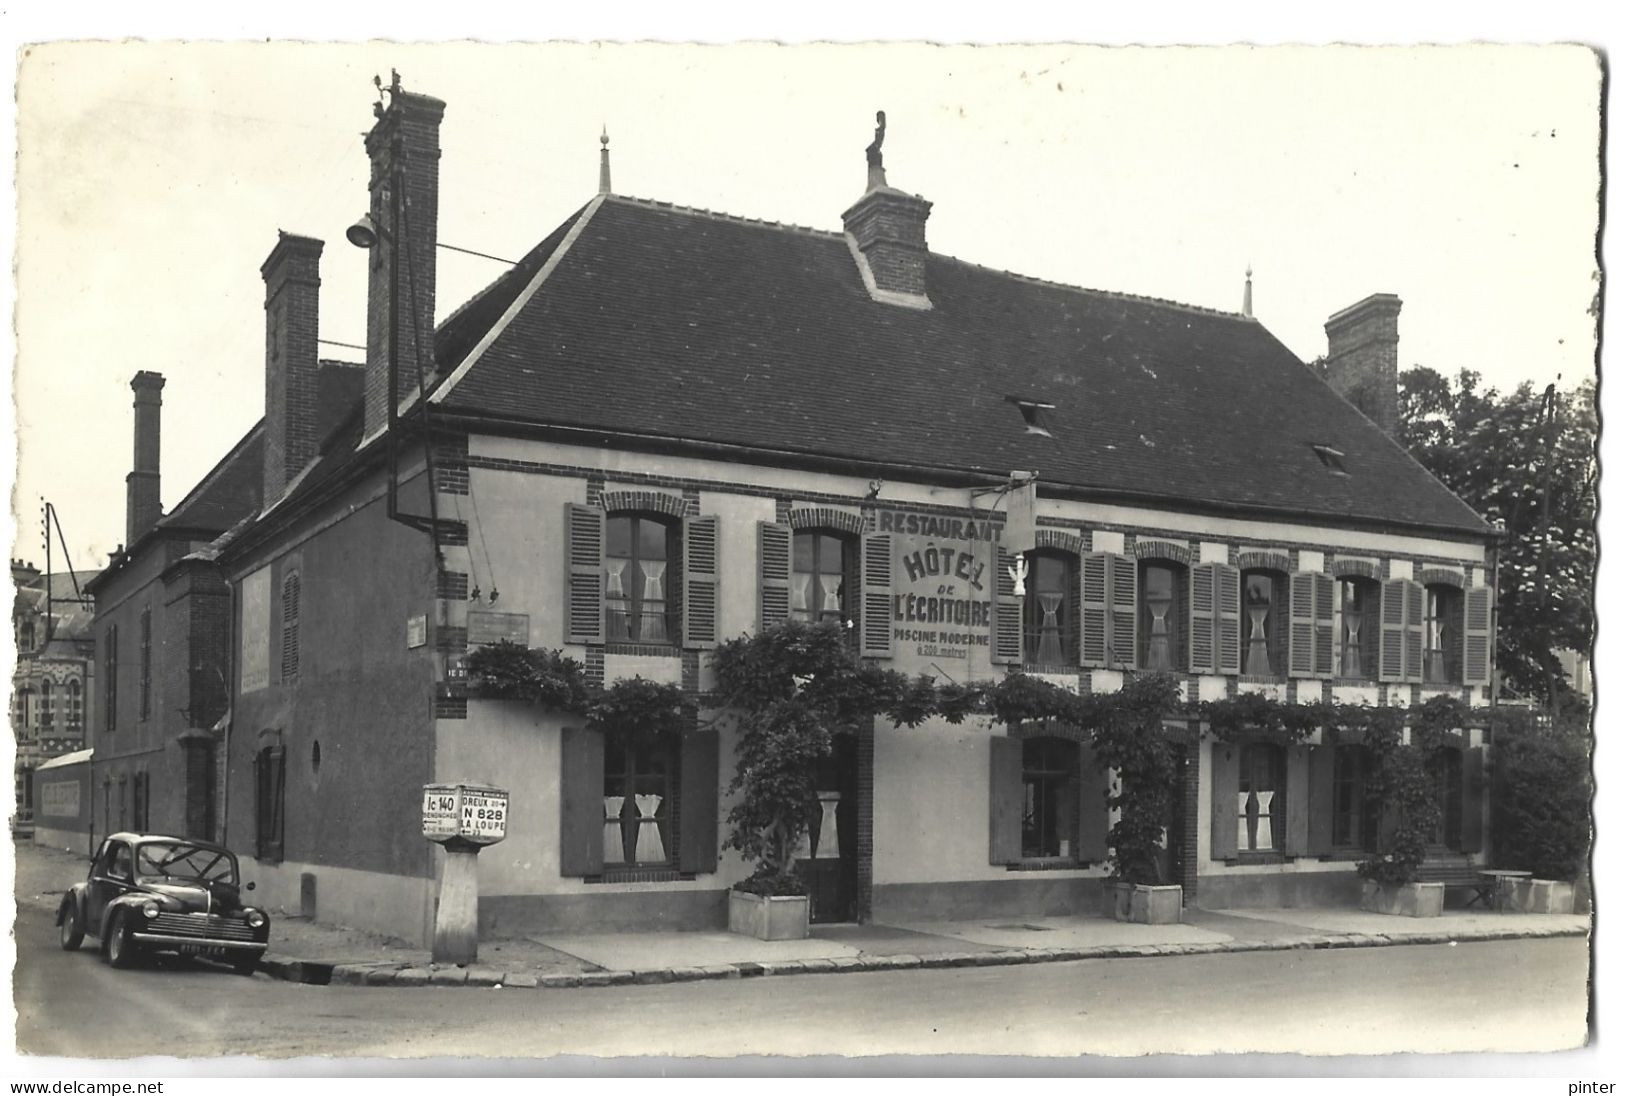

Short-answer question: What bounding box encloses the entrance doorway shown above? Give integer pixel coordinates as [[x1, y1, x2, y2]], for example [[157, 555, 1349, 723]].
[[1144, 744, 1189, 895], [796, 733, 859, 923]]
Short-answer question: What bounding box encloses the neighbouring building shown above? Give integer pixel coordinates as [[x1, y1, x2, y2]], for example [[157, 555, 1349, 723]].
[[11, 559, 97, 828], [32, 748, 94, 854], [85, 359, 361, 848], [215, 83, 1498, 943]]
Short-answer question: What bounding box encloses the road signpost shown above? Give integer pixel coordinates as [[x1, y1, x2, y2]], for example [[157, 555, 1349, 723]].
[[421, 782, 509, 965]]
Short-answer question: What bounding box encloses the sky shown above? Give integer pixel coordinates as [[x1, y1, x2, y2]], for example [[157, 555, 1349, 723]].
[[5, 39, 1604, 576]]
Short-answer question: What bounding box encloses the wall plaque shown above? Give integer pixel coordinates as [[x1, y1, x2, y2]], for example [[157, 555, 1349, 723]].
[[467, 611, 530, 648]]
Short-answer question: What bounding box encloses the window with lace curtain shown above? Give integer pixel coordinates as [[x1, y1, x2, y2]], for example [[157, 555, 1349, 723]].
[[791, 531, 854, 626], [1424, 584, 1463, 684], [1241, 570, 1287, 676], [603, 733, 678, 868], [606, 515, 680, 645], [1139, 562, 1185, 672], [1237, 743, 1285, 853], [1334, 577, 1379, 679], [1022, 550, 1076, 665]]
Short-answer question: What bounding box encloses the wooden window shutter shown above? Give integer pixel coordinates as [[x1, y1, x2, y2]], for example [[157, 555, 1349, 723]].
[[1075, 743, 1110, 863], [564, 503, 606, 645], [1306, 744, 1336, 855], [1108, 554, 1138, 670], [758, 522, 792, 630], [859, 532, 894, 659], [1188, 563, 1215, 674], [1209, 741, 1240, 860], [1445, 592, 1466, 683], [1175, 567, 1191, 673], [1312, 573, 1336, 677], [1283, 745, 1310, 856], [268, 746, 286, 863], [988, 736, 1024, 865], [1214, 564, 1242, 675], [1378, 578, 1407, 683], [1462, 586, 1492, 687], [281, 573, 301, 682], [992, 545, 1024, 665], [1079, 553, 1109, 668], [682, 515, 720, 650], [1460, 746, 1486, 854], [1288, 572, 1317, 677], [252, 750, 265, 858], [1066, 558, 1083, 668], [678, 728, 720, 873], [558, 726, 605, 876], [1403, 579, 1425, 683]]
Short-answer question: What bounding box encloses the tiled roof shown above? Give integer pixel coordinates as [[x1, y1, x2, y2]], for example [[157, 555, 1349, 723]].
[[434, 206, 590, 374], [159, 424, 265, 532], [166, 361, 361, 532], [427, 195, 1488, 537], [316, 360, 365, 441]]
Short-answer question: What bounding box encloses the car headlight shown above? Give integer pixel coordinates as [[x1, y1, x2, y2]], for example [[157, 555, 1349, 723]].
[[244, 909, 267, 929], [141, 903, 160, 919]]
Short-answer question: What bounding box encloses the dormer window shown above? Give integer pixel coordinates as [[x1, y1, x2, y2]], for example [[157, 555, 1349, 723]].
[[1006, 396, 1056, 438], [1311, 444, 1348, 476]]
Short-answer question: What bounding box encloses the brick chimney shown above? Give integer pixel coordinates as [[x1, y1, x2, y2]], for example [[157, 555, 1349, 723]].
[[126, 371, 165, 546], [362, 82, 446, 440], [1324, 293, 1402, 435], [841, 111, 932, 308], [261, 233, 324, 502]]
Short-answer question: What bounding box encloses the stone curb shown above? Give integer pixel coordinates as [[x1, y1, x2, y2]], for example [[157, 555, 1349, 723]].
[[257, 922, 1589, 990]]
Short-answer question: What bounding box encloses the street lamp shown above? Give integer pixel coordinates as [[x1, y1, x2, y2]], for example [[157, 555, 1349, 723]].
[[345, 212, 385, 250]]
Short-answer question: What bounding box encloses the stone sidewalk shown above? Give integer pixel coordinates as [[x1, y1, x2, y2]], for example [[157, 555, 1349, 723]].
[[13, 840, 1590, 991]]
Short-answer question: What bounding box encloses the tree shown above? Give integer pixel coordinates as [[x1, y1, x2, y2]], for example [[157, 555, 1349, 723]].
[[1397, 367, 1597, 703]]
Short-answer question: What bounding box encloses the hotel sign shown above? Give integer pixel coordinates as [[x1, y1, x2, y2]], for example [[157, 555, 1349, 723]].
[[875, 509, 998, 665]]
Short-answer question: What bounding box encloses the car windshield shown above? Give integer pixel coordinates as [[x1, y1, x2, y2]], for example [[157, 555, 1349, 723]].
[[134, 841, 238, 886]]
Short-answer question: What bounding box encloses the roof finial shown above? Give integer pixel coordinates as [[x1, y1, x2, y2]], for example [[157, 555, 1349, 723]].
[[866, 110, 887, 191], [1243, 263, 1254, 318], [598, 126, 612, 195]]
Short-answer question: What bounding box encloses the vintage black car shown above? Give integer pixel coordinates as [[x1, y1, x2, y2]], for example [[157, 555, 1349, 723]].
[[57, 832, 270, 974]]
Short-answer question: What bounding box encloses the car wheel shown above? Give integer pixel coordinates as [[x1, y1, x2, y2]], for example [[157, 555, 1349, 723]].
[[105, 912, 140, 970], [231, 954, 260, 977], [58, 903, 84, 951]]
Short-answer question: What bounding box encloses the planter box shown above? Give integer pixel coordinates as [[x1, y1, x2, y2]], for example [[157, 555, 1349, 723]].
[[1101, 881, 1182, 924], [1360, 880, 1444, 918], [1505, 878, 1577, 915], [728, 889, 810, 940]]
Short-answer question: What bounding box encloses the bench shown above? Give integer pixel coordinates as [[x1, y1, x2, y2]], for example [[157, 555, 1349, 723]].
[[1413, 857, 1496, 908]]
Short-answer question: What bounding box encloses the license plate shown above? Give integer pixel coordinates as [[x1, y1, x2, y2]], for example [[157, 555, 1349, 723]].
[[179, 944, 225, 958]]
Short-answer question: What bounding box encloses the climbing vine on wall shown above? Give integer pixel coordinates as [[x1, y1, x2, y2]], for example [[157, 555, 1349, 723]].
[[468, 628, 1528, 894]]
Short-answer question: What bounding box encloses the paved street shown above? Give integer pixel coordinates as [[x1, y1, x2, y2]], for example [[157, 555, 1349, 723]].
[[13, 902, 1589, 1060]]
